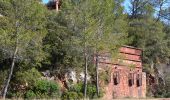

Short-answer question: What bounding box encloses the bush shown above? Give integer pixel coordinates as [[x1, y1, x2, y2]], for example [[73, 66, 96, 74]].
[[63, 83, 103, 99], [87, 84, 96, 97], [15, 68, 41, 88], [69, 83, 83, 93], [25, 90, 36, 99], [0, 70, 8, 90], [61, 83, 83, 99], [34, 80, 59, 93], [25, 79, 60, 99], [61, 91, 83, 100], [164, 92, 170, 98], [6, 68, 42, 98], [87, 84, 103, 99]]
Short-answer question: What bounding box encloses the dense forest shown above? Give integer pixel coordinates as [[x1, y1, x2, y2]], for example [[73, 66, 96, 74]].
[[0, 0, 170, 99]]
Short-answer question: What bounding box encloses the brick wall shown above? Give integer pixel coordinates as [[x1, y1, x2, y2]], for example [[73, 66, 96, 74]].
[[99, 46, 146, 99]]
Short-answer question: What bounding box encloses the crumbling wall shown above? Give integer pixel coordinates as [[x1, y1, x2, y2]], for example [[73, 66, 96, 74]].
[[99, 46, 146, 99]]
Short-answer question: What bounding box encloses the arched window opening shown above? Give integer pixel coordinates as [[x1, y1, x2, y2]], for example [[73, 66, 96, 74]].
[[113, 71, 120, 85], [128, 73, 134, 87], [136, 73, 142, 87]]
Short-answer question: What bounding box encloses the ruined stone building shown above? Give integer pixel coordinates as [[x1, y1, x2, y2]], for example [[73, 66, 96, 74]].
[[46, 1, 146, 99], [98, 46, 146, 99]]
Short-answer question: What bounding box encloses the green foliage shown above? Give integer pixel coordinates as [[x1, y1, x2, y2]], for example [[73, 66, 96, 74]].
[[55, 1, 127, 97], [99, 71, 110, 85], [61, 91, 83, 100], [43, 10, 84, 76], [69, 83, 84, 93], [0, 0, 47, 63], [128, 64, 136, 69], [25, 90, 36, 99], [99, 66, 112, 85], [0, 0, 47, 98], [0, 69, 8, 89], [164, 92, 170, 98], [15, 68, 41, 87], [86, 84, 97, 98], [24, 79, 60, 99], [128, 0, 170, 98], [5, 79, 60, 99], [33, 80, 60, 98], [4, 68, 41, 98], [128, 1, 170, 66], [0, 0, 170, 99], [62, 83, 103, 99], [61, 83, 83, 99]]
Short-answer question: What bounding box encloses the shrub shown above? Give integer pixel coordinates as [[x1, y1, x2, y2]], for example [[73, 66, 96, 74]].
[[34, 80, 59, 97], [87, 84, 97, 98], [164, 92, 170, 98], [25, 90, 36, 99], [15, 68, 41, 88], [64, 83, 103, 99], [87, 84, 104, 98], [61, 91, 83, 100], [34, 80, 50, 93], [25, 79, 60, 99], [61, 83, 84, 99], [69, 83, 83, 93]]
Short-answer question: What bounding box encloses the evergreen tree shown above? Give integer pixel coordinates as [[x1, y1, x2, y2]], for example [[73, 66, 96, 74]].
[[0, 0, 47, 98], [127, 0, 170, 97], [89, 0, 127, 96], [58, 0, 128, 97]]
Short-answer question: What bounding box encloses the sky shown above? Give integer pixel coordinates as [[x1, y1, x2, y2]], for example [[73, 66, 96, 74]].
[[123, 0, 131, 13], [42, 0, 49, 4]]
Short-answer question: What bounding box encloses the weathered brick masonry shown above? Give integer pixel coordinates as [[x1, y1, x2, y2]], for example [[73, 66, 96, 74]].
[[98, 46, 146, 99]]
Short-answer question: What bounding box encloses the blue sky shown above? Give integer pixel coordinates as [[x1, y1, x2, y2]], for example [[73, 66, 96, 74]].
[[123, 0, 131, 13], [42, 0, 49, 4]]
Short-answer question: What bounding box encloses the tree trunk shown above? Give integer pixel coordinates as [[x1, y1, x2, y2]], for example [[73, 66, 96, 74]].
[[2, 46, 18, 99], [95, 53, 99, 97], [55, 0, 59, 12], [95, 19, 102, 97], [83, 51, 88, 98]]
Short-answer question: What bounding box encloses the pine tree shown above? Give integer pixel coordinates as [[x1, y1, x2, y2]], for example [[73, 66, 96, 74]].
[[0, 0, 47, 98], [89, 0, 127, 96], [127, 0, 170, 96], [60, 0, 128, 97]]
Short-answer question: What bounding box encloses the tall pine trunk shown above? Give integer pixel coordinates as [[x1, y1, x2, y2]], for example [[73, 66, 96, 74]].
[[83, 51, 88, 98], [95, 20, 101, 97], [95, 53, 99, 97], [2, 46, 18, 99], [3, 21, 19, 99]]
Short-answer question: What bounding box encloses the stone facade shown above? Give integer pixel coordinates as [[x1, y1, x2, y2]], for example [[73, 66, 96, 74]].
[[98, 46, 146, 99]]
